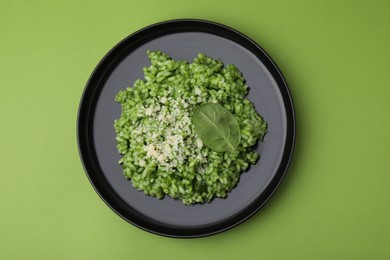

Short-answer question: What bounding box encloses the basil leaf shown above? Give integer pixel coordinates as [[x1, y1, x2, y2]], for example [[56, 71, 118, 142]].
[[192, 103, 241, 152]]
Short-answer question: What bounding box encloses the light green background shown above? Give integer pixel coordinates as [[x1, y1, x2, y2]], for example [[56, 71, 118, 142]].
[[1, 0, 389, 259]]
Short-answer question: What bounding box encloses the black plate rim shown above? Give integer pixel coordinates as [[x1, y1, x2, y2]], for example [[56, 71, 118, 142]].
[[77, 18, 296, 238]]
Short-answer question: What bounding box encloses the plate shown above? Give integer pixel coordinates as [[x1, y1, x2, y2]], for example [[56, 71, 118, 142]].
[[77, 19, 295, 238]]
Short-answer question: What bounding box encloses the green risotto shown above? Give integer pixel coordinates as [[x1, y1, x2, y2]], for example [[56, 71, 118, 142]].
[[114, 51, 267, 205]]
